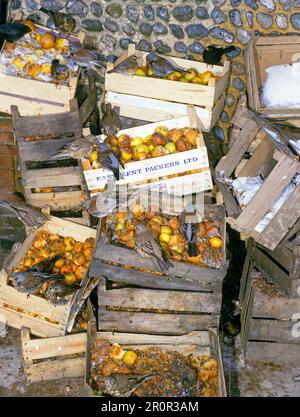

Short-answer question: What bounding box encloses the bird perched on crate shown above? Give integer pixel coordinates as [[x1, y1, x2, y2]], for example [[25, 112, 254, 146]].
[[179, 204, 199, 258], [51, 59, 69, 83], [98, 142, 124, 181], [135, 223, 174, 275], [12, 269, 65, 295], [39, 8, 76, 35], [101, 103, 122, 137], [96, 372, 156, 397], [146, 53, 189, 78], [70, 48, 106, 71], [0, 201, 47, 231], [83, 181, 118, 219], [0, 23, 31, 42], [44, 280, 81, 305], [106, 55, 139, 75], [50, 135, 98, 160], [202, 45, 237, 66]]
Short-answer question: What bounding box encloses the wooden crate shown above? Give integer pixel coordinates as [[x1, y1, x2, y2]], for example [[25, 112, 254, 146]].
[[215, 102, 300, 251], [11, 101, 90, 223], [91, 204, 227, 334], [240, 235, 300, 298], [106, 44, 230, 109], [82, 111, 213, 196], [21, 327, 87, 383], [240, 267, 300, 367], [0, 23, 84, 116], [85, 318, 227, 397], [0, 216, 97, 338], [105, 91, 226, 133], [245, 35, 300, 127]]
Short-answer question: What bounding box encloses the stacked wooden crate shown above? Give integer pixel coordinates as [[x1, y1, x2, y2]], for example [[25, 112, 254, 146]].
[[216, 101, 300, 251], [0, 22, 83, 116], [104, 45, 231, 132], [90, 204, 228, 335], [240, 243, 300, 367], [82, 110, 213, 197], [11, 101, 90, 225], [0, 216, 97, 338], [245, 35, 300, 128]]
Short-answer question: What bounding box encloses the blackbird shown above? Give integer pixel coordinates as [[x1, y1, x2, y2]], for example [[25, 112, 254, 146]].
[[135, 223, 174, 274], [40, 8, 76, 35], [51, 59, 69, 83], [30, 255, 60, 274], [101, 103, 122, 137], [12, 270, 65, 295], [50, 135, 97, 160], [107, 55, 139, 75], [146, 53, 188, 78], [98, 142, 124, 181], [70, 48, 106, 71], [179, 205, 199, 258], [0, 201, 47, 230], [203, 45, 237, 66], [0, 23, 31, 42], [98, 372, 156, 397]]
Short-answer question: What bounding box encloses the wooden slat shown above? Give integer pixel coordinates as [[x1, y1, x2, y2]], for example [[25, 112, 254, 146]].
[[256, 182, 300, 251], [215, 120, 261, 177], [252, 246, 299, 297], [249, 319, 300, 344], [89, 261, 219, 292], [97, 331, 210, 345], [17, 137, 78, 162], [93, 241, 227, 282], [234, 157, 299, 231], [99, 287, 221, 313], [25, 191, 87, 210], [25, 357, 85, 383], [22, 333, 87, 361], [251, 282, 300, 319], [238, 134, 275, 178], [12, 109, 81, 138], [98, 310, 219, 334], [22, 166, 85, 187], [246, 342, 300, 366]]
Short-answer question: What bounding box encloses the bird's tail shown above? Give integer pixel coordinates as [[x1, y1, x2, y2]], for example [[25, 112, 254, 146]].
[[38, 272, 65, 283], [111, 167, 124, 181], [223, 46, 236, 54], [154, 253, 173, 273], [187, 242, 198, 258], [39, 8, 52, 16], [49, 150, 72, 160]]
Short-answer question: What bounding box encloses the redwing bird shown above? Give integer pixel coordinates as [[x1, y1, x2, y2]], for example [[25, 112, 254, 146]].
[[179, 205, 199, 258], [29, 255, 60, 274], [98, 372, 156, 397], [0, 23, 31, 42], [203, 45, 237, 66], [50, 135, 98, 160], [146, 53, 189, 78], [101, 103, 122, 137], [12, 270, 65, 295], [51, 59, 69, 83], [0, 201, 47, 230], [135, 223, 174, 274], [40, 8, 76, 35], [70, 48, 106, 71], [107, 55, 138, 75]]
